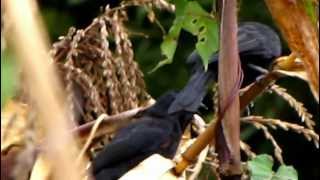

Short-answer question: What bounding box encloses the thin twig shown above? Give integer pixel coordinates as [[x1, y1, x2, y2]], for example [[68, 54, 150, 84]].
[[71, 105, 152, 142], [76, 114, 109, 164]]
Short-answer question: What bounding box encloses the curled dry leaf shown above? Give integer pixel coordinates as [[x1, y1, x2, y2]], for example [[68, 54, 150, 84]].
[[1, 146, 22, 180], [1, 100, 29, 151], [119, 154, 179, 180], [29, 154, 51, 180], [272, 53, 309, 81], [265, 0, 319, 102], [1, 100, 37, 180]]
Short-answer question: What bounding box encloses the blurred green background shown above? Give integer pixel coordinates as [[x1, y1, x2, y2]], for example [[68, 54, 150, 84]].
[[1, 0, 319, 179]]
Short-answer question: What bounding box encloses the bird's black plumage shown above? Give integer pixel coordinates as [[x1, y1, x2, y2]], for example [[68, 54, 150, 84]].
[[92, 91, 198, 180], [168, 22, 281, 114]]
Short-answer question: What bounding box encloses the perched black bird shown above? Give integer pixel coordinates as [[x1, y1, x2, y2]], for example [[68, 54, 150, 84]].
[[92, 91, 201, 180], [92, 22, 282, 180], [168, 22, 281, 114]]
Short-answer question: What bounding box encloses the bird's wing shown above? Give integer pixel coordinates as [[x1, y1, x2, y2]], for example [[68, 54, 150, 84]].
[[186, 51, 219, 75], [92, 125, 170, 174], [237, 30, 264, 55], [168, 70, 215, 114]]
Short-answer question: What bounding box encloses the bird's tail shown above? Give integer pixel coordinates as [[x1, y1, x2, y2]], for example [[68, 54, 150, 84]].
[[168, 70, 216, 114]]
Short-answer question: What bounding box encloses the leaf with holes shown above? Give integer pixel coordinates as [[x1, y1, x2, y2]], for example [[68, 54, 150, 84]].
[[183, 2, 219, 70], [195, 18, 219, 71], [153, 0, 218, 72]]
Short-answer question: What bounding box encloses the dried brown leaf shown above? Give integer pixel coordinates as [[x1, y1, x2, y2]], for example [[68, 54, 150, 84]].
[[29, 155, 51, 180], [119, 154, 179, 180], [272, 54, 309, 81], [1, 100, 29, 151], [265, 0, 319, 102]]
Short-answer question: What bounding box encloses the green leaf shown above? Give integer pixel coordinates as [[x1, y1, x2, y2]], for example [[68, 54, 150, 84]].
[[182, 2, 219, 70], [175, 0, 188, 17], [149, 20, 182, 73], [248, 154, 274, 180], [1, 51, 18, 108], [182, 1, 208, 34], [273, 166, 298, 180], [154, 0, 219, 72], [248, 154, 298, 180], [195, 18, 219, 71]]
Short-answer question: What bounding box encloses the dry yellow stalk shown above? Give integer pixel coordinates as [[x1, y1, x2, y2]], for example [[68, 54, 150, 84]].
[[3, 0, 86, 179], [240, 141, 256, 159], [242, 116, 319, 148], [270, 84, 315, 129]]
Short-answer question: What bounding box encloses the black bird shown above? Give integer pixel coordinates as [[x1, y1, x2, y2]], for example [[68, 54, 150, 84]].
[[168, 22, 282, 114], [92, 91, 201, 180], [92, 22, 281, 180]]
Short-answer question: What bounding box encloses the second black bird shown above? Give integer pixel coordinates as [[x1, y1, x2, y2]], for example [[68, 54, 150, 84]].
[[168, 22, 282, 114]]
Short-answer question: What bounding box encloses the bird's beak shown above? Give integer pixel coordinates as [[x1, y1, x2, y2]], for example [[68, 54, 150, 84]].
[[247, 63, 269, 74], [199, 103, 208, 110]]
